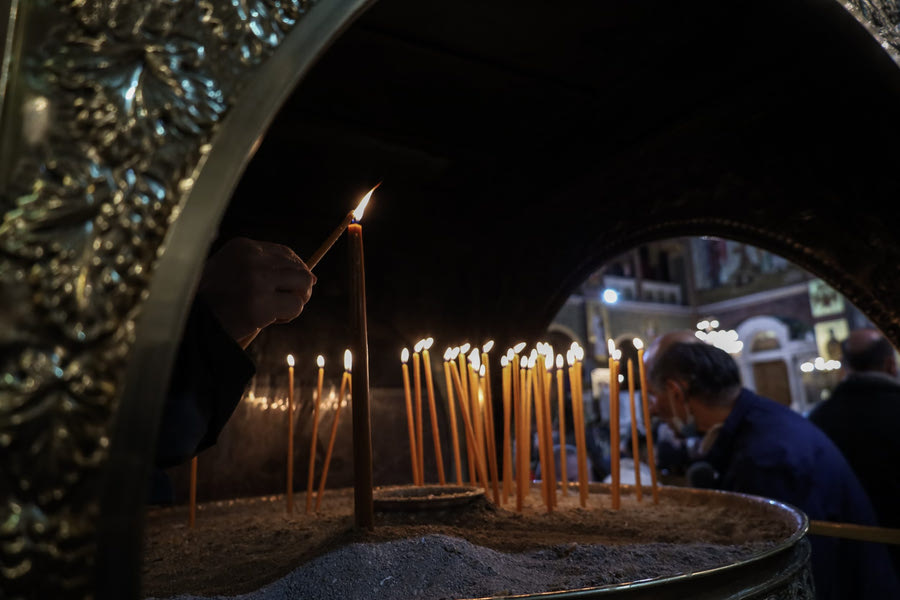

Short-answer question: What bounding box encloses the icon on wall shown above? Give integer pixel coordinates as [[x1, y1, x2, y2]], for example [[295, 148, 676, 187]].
[[808, 279, 845, 318], [813, 318, 849, 361]]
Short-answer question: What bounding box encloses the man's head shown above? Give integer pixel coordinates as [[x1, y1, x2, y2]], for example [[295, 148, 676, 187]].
[[841, 328, 898, 376], [645, 337, 742, 434]]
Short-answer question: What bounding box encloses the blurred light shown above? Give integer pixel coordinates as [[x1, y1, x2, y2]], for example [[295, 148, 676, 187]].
[[800, 362, 815, 373], [602, 289, 619, 304]]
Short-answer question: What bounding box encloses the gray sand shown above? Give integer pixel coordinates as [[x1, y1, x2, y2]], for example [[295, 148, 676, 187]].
[[149, 533, 766, 600]]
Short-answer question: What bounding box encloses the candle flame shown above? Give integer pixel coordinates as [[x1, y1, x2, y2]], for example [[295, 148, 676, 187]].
[[607, 339, 616, 355], [528, 348, 538, 362], [450, 347, 461, 360], [287, 354, 295, 367], [402, 348, 410, 363], [567, 349, 575, 366], [536, 342, 545, 354], [500, 355, 509, 367], [520, 356, 528, 368], [443, 347, 453, 361], [482, 340, 494, 353], [633, 337, 644, 350], [544, 353, 553, 370], [571, 341, 579, 350], [414, 339, 425, 353], [460, 343, 471, 354], [513, 342, 527, 354], [613, 349, 622, 361], [506, 348, 515, 362], [527, 355, 536, 369], [468, 348, 481, 370], [556, 354, 564, 369], [424, 337, 434, 350], [479, 364, 486, 377], [574, 346, 585, 361], [352, 183, 379, 222], [344, 349, 353, 371], [317, 355, 324, 368]]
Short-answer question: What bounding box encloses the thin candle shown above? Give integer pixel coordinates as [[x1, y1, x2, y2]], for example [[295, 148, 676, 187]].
[[443, 348, 464, 484], [568, 349, 588, 507], [448, 357, 489, 491], [189, 456, 197, 528], [401, 349, 419, 483], [531, 354, 550, 512], [348, 187, 375, 529], [413, 340, 425, 485], [422, 337, 446, 485], [608, 340, 621, 510], [635, 338, 659, 504], [556, 354, 567, 495], [451, 349, 477, 485], [316, 352, 351, 511], [627, 358, 643, 501], [286, 354, 295, 514], [306, 355, 325, 514], [500, 354, 512, 504], [542, 352, 557, 508], [516, 355, 528, 512], [480, 364, 501, 503], [468, 350, 484, 473]]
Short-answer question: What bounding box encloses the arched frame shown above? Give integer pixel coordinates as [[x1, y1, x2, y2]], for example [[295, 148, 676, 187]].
[[1, 0, 899, 599]]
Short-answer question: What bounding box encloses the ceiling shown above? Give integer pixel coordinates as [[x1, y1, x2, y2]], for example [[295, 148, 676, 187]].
[[218, 0, 900, 383]]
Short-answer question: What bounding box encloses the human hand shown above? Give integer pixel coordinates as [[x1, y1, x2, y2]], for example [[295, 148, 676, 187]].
[[197, 237, 316, 349]]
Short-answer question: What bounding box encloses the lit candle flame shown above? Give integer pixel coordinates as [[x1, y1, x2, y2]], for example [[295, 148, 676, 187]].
[[414, 339, 425, 353], [500, 355, 509, 367], [287, 354, 295, 367], [479, 364, 486, 377], [506, 348, 515, 362], [527, 355, 536, 369], [513, 342, 526, 354], [482, 340, 494, 353], [567, 349, 575, 366], [468, 348, 481, 370], [536, 342, 545, 354], [633, 337, 643, 350], [352, 183, 379, 222], [424, 337, 434, 350], [402, 348, 410, 363], [528, 348, 538, 362], [574, 346, 584, 361], [450, 347, 461, 360], [317, 355, 324, 368], [544, 353, 553, 370], [607, 339, 616, 356], [520, 356, 528, 368], [344, 349, 353, 371], [556, 354, 564, 369], [460, 342, 471, 354], [613, 349, 622, 361], [443, 347, 453, 361]]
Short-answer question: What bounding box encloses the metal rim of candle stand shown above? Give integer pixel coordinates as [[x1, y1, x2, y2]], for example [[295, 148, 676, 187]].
[[474, 483, 811, 600], [373, 484, 485, 511]]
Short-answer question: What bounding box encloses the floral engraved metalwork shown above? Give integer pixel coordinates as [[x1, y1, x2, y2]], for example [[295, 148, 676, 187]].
[[0, 0, 314, 597]]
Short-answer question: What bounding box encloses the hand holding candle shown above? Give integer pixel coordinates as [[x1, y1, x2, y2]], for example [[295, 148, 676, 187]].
[[306, 183, 379, 270]]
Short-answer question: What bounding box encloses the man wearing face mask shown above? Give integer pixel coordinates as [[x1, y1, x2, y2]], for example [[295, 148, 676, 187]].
[[644, 332, 899, 600]]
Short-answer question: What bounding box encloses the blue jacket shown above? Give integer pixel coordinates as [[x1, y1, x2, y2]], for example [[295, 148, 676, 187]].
[[704, 388, 899, 600]]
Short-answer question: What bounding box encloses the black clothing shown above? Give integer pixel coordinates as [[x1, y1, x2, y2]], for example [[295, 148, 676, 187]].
[[808, 372, 900, 577], [150, 298, 256, 504]]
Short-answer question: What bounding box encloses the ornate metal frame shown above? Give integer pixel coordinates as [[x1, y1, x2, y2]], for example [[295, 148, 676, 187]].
[[0, 0, 898, 599]]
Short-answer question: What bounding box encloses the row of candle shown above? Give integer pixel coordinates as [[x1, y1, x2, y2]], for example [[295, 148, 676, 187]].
[[399, 336, 661, 513]]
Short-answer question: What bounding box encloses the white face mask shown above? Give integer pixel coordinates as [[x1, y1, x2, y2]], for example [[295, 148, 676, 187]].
[[667, 387, 695, 436]]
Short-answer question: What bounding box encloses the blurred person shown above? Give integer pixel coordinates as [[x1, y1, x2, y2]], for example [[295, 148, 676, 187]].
[[808, 328, 900, 576], [644, 333, 899, 600]]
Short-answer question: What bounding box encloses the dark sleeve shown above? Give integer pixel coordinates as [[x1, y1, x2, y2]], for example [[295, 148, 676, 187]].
[[154, 297, 256, 469]]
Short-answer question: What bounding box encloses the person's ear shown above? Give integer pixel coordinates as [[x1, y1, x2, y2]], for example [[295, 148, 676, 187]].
[[665, 379, 686, 405]]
